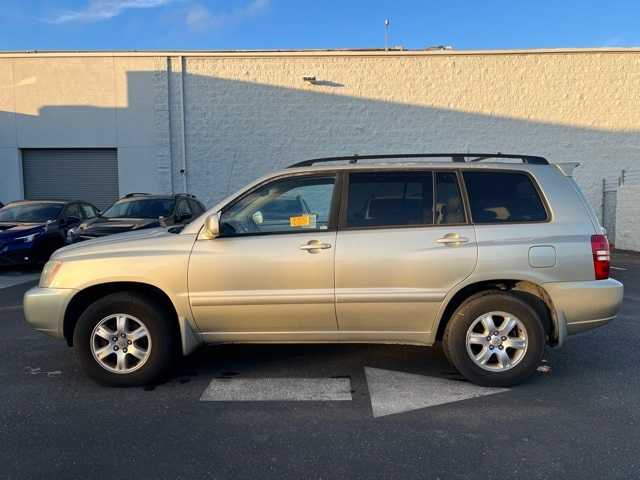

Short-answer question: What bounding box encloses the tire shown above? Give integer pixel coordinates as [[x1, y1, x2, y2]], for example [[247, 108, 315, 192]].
[[443, 291, 545, 387], [441, 336, 453, 366], [73, 292, 176, 387]]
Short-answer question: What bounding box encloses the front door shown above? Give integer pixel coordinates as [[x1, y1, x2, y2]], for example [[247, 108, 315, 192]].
[[335, 170, 478, 340], [188, 174, 339, 337]]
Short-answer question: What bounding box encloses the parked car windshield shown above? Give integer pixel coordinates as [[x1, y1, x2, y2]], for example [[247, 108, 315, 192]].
[[101, 198, 175, 219], [0, 203, 63, 223]]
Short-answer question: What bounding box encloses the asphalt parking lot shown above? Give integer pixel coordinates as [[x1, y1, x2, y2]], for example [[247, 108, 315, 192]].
[[1, 254, 639, 479]]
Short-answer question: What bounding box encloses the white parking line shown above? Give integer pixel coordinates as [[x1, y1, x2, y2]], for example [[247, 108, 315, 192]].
[[365, 367, 508, 417], [200, 377, 353, 401], [0, 305, 22, 312], [611, 266, 628, 271], [0, 273, 40, 290]]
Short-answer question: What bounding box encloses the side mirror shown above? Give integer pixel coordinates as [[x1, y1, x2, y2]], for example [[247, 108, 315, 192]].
[[202, 213, 220, 239]]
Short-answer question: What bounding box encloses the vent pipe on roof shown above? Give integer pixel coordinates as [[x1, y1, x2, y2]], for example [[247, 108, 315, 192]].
[[384, 19, 390, 51]]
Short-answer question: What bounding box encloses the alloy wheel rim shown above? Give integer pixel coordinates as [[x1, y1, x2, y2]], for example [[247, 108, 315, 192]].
[[465, 311, 528, 372], [90, 314, 152, 374]]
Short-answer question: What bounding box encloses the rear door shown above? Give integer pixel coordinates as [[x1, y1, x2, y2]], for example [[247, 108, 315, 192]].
[[334, 170, 478, 338]]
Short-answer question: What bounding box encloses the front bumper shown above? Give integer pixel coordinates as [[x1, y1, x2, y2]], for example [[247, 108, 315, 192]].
[[23, 286, 77, 338], [544, 278, 623, 344], [0, 242, 37, 265]]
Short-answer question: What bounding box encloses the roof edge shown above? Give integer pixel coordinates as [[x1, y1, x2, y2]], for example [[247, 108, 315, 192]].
[[0, 47, 639, 59]]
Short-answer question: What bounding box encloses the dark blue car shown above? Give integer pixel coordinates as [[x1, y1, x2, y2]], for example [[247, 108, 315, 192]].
[[0, 200, 99, 266]]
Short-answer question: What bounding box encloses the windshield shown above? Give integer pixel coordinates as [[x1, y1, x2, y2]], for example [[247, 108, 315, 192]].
[[101, 198, 175, 219], [0, 203, 63, 223]]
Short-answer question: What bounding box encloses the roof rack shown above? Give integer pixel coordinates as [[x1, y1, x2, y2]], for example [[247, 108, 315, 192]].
[[124, 192, 150, 198], [287, 153, 548, 168]]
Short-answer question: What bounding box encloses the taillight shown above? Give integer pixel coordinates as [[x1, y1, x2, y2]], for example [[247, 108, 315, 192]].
[[591, 234, 610, 280]]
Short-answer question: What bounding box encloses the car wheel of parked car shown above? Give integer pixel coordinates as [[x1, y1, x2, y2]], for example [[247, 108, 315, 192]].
[[73, 292, 175, 387], [443, 291, 545, 387]]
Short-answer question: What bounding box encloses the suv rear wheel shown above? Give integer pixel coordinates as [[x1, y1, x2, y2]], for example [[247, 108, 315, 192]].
[[443, 291, 544, 387], [73, 292, 175, 387]]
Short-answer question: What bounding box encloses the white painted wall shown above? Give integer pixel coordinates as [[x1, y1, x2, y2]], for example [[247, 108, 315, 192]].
[[0, 55, 162, 203]]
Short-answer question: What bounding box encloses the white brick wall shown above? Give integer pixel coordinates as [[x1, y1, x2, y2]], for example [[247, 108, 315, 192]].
[[2, 49, 639, 250], [156, 52, 640, 213]]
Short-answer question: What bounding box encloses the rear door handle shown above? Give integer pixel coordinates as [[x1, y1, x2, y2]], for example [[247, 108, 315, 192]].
[[436, 234, 469, 245], [300, 240, 332, 252]]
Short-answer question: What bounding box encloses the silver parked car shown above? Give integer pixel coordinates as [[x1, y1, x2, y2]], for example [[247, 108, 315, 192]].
[[24, 154, 623, 387]]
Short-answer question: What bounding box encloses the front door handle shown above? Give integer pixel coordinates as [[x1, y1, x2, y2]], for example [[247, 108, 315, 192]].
[[300, 240, 332, 253], [436, 233, 469, 245]]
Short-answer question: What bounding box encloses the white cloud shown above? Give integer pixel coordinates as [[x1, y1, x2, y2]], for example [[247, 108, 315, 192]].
[[48, 0, 176, 24], [186, 0, 269, 31]]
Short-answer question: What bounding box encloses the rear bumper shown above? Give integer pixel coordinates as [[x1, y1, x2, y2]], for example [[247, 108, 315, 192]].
[[544, 278, 623, 344], [23, 286, 77, 338]]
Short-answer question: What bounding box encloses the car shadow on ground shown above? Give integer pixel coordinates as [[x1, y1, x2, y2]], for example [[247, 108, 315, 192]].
[[173, 342, 463, 384]]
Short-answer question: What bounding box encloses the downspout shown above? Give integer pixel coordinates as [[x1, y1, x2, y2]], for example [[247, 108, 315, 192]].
[[180, 55, 188, 193]]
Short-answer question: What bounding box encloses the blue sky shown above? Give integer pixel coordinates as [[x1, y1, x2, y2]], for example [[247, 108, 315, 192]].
[[1, 0, 638, 51]]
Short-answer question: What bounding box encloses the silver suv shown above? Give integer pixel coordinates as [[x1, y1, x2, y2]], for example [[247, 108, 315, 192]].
[[24, 154, 623, 387]]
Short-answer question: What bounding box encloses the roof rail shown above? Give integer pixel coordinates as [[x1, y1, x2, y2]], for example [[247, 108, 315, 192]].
[[287, 153, 548, 168], [124, 192, 150, 198], [176, 193, 198, 198]]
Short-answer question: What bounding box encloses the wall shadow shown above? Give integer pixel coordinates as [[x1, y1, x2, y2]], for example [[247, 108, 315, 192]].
[[1, 68, 638, 216]]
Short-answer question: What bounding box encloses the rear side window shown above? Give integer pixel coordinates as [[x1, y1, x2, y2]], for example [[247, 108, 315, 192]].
[[346, 172, 433, 228], [463, 171, 547, 223]]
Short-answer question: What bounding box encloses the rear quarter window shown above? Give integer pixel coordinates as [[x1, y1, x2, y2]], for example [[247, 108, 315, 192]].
[[463, 171, 548, 224]]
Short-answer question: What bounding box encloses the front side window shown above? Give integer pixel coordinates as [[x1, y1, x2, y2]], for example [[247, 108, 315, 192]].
[[80, 204, 97, 219], [220, 175, 335, 236], [189, 199, 205, 216], [346, 172, 434, 228], [463, 171, 547, 223], [64, 204, 81, 220], [176, 200, 193, 220]]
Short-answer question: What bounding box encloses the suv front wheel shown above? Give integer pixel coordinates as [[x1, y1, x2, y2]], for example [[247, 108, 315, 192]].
[[73, 292, 176, 387], [443, 291, 545, 387]]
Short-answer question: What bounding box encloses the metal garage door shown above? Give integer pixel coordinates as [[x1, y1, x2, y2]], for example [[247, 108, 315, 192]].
[[22, 149, 119, 210]]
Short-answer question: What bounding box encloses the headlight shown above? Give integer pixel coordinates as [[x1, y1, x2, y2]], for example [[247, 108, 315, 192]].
[[39, 260, 63, 288], [15, 232, 41, 243]]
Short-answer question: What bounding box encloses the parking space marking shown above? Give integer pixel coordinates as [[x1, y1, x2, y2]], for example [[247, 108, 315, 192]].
[[200, 377, 353, 401], [611, 266, 628, 271], [0, 273, 40, 290], [365, 367, 508, 417], [0, 305, 21, 312]]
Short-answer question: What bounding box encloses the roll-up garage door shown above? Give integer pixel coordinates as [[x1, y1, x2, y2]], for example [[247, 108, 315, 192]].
[[22, 148, 119, 210]]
